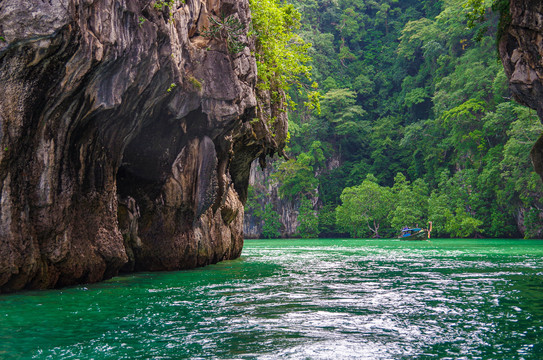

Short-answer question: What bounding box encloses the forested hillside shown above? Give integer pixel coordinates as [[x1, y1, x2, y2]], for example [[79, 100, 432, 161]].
[[245, 0, 543, 239]]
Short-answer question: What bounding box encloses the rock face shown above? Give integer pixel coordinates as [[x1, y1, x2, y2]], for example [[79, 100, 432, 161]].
[[499, 0, 543, 179], [0, 0, 284, 292], [243, 160, 300, 238]]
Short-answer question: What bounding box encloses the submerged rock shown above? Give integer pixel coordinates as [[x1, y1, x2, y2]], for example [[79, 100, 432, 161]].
[[0, 0, 284, 292]]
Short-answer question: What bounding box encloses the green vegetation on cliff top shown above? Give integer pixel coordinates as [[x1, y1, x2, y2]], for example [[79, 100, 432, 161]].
[[250, 0, 319, 112]]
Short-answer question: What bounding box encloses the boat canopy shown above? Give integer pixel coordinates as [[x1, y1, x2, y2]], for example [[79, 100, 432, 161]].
[[402, 228, 421, 232]]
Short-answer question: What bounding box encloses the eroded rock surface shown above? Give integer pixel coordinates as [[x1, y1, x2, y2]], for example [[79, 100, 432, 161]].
[[499, 0, 543, 179], [0, 0, 285, 292]]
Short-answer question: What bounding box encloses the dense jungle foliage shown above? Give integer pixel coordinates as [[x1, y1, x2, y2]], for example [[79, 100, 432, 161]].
[[246, 0, 543, 239]]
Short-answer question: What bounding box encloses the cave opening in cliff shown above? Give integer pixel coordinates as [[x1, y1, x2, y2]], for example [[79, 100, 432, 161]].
[[117, 108, 206, 196]]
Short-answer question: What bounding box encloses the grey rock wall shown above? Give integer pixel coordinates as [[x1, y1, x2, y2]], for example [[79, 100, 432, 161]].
[[243, 160, 300, 238], [0, 0, 284, 292]]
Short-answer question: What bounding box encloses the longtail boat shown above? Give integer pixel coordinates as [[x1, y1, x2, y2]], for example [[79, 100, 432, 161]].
[[399, 221, 432, 241]]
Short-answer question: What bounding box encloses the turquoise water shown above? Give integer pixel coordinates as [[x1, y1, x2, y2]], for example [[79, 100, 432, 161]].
[[1, 239, 543, 359]]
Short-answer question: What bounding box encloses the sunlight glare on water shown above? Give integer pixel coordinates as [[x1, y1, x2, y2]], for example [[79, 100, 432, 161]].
[[1, 238, 543, 359]]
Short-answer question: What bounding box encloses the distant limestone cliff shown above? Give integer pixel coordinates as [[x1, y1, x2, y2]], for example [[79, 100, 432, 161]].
[[0, 0, 285, 292]]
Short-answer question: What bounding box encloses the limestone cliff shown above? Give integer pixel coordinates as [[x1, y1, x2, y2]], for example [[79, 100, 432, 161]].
[[0, 0, 284, 292], [498, 0, 543, 180], [243, 160, 300, 238]]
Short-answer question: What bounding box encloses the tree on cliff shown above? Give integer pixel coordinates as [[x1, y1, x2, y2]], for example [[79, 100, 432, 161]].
[[297, 197, 320, 238], [249, 0, 320, 114], [261, 203, 282, 238]]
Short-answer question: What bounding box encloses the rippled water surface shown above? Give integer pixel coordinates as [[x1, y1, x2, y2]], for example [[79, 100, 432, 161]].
[[2, 239, 543, 359]]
